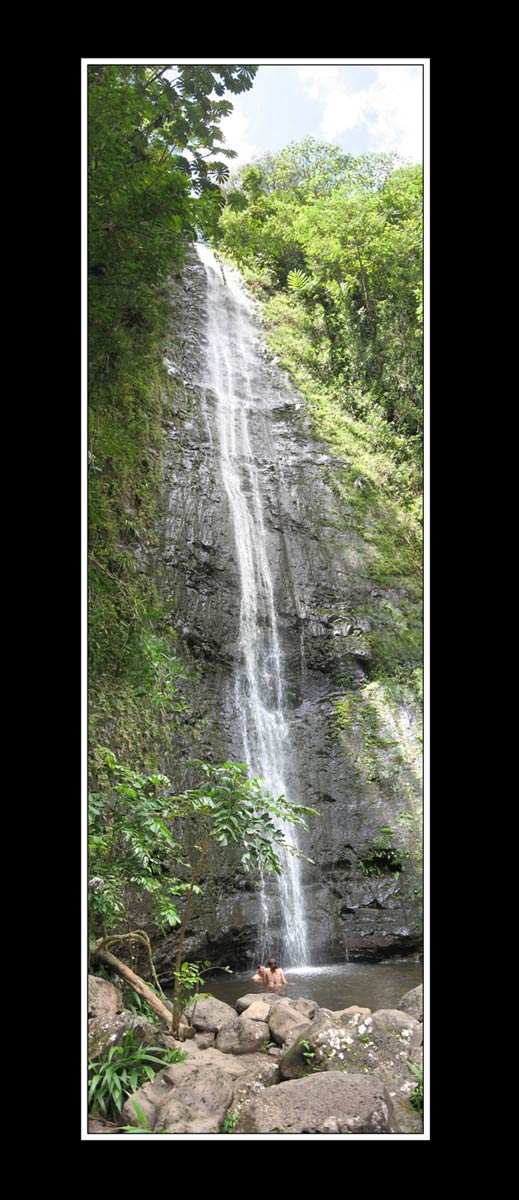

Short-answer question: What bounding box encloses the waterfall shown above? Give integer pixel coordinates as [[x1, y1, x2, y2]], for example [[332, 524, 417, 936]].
[[195, 242, 309, 967]]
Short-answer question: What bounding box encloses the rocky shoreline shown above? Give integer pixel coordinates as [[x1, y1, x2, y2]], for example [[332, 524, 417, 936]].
[[88, 975, 423, 1135]]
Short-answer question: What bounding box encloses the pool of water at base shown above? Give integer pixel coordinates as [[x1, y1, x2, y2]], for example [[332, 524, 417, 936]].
[[201, 959, 423, 1014]]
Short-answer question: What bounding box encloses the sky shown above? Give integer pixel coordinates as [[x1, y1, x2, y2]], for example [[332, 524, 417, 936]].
[[218, 62, 425, 171]]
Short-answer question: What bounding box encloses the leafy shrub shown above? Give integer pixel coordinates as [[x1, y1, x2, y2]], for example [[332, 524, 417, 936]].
[[221, 1111, 239, 1132], [88, 1028, 187, 1120], [407, 1060, 423, 1115]]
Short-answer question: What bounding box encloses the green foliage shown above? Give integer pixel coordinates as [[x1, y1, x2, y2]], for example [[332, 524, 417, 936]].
[[88, 1028, 186, 1120], [336, 697, 354, 730], [407, 1060, 424, 1115], [218, 142, 422, 440], [121, 987, 159, 1023], [89, 63, 257, 380], [173, 960, 210, 1027], [300, 1039, 317, 1071], [118, 1098, 170, 1133], [88, 64, 258, 787], [221, 1110, 239, 1132], [118, 1099, 158, 1133], [287, 268, 312, 293], [360, 829, 407, 877], [89, 751, 318, 1036], [175, 760, 318, 875], [88, 749, 184, 937]]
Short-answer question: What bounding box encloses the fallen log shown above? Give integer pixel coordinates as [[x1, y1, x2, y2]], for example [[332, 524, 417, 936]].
[[91, 938, 172, 1028]]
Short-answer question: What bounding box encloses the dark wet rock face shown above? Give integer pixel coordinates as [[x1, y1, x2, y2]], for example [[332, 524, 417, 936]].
[[156, 247, 422, 974]]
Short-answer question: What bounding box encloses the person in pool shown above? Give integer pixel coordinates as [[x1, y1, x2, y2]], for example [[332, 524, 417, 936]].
[[252, 964, 267, 983], [263, 957, 287, 986]]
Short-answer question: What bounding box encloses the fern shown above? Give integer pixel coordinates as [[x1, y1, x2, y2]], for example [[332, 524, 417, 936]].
[[287, 269, 311, 293]]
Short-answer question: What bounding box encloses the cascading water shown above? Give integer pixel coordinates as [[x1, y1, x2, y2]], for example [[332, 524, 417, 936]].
[[195, 242, 308, 967]]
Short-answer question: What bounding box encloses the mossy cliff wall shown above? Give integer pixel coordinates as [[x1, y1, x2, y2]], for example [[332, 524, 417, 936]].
[[152, 249, 422, 978]]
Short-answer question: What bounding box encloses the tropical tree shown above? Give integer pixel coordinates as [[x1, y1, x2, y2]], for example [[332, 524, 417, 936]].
[[166, 760, 316, 1033], [217, 142, 423, 439], [88, 64, 259, 773], [89, 753, 316, 1034]]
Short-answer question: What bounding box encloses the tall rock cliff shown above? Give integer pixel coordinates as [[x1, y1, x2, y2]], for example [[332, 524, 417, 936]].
[[154, 246, 422, 980]]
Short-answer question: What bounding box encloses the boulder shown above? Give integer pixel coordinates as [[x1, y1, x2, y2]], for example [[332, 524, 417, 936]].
[[88, 1011, 161, 1060], [293, 997, 319, 1021], [180, 995, 236, 1033], [216, 1016, 270, 1054], [154, 1063, 234, 1134], [88, 1117, 118, 1135], [229, 1058, 279, 1110], [279, 1007, 422, 1132], [235, 992, 291, 1014], [235, 1072, 397, 1133], [240, 1001, 270, 1022], [88, 975, 123, 1020], [122, 1049, 277, 1133], [332, 1006, 371, 1020], [279, 1011, 334, 1080], [398, 984, 423, 1024], [268, 1004, 311, 1047], [194, 1031, 216, 1048], [178, 1023, 196, 1040], [121, 1055, 237, 1133]]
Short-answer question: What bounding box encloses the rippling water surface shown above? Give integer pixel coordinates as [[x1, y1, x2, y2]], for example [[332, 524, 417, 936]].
[[203, 960, 423, 1013]]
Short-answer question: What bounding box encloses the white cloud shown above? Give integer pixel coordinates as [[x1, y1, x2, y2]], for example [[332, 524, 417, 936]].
[[219, 107, 257, 167], [299, 64, 340, 99], [299, 65, 422, 162]]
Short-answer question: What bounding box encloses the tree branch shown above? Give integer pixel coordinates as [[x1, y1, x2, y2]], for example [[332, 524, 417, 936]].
[[91, 937, 172, 1027]]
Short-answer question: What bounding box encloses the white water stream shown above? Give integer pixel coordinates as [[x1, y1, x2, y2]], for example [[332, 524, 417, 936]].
[[195, 242, 308, 965]]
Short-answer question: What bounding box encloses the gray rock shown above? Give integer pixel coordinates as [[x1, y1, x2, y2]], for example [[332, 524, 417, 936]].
[[235, 1072, 397, 1133], [240, 1001, 270, 1022], [331, 1005, 372, 1019], [194, 1031, 216, 1048], [279, 1011, 334, 1081], [88, 1117, 117, 1135], [180, 995, 236, 1033], [293, 997, 319, 1020], [280, 1005, 422, 1122], [398, 984, 423, 1023], [235, 992, 291, 1014], [216, 1016, 270, 1055], [122, 1049, 276, 1133], [230, 1058, 279, 1109], [88, 975, 123, 1020], [279, 1006, 422, 1132], [178, 1022, 196, 1040], [156, 1063, 235, 1134], [268, 1004, 311, 1047], [88, 1011, 161, 1060]]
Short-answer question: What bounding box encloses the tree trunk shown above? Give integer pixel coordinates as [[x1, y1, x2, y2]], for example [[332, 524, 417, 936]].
[[91, 941, 172, 1027], [172, 832, 211, 1035]]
